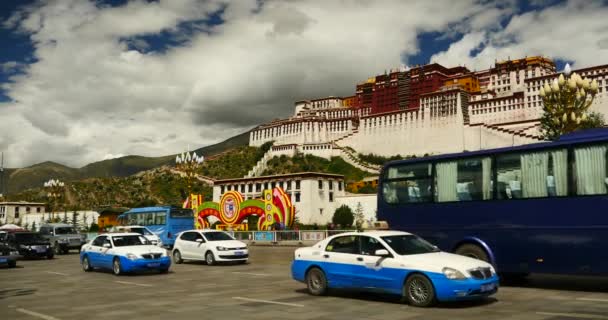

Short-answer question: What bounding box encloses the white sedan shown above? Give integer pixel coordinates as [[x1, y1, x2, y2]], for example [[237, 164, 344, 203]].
[[110, 225, 163, 247], [172, 230, 248, 265], [291, 230, 498, 307], [80, 233, 171, 275]]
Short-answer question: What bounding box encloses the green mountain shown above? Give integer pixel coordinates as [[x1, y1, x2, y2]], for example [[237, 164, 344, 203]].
[[3, 131, 250, 194]]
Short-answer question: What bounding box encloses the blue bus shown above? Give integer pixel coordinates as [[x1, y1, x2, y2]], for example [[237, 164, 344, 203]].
[[118, 206, 194, 248], [377, 128, 608, 277]]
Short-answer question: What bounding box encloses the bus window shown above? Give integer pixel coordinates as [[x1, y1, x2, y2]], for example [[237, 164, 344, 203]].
[[170, 209, 194, 218], [435, 157, 492, 202], [383, 163, 432, 204], [574, 144, 607, 195], [154, 212, 167, 225], [497, 149, 568, 199]]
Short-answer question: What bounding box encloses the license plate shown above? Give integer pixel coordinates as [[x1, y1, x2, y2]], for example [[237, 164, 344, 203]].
[[0, 258, 6, 263], [234, 251, 244, 256], [147, 263, 160, 267], [36, 247, 46, 253], [480, 283, 495, 292]]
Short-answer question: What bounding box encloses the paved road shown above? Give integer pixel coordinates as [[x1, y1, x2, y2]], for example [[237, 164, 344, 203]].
[[1, 246, 608, 320]]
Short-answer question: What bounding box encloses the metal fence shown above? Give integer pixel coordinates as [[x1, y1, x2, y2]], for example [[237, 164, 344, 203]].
[[86, 230, 354, 243]]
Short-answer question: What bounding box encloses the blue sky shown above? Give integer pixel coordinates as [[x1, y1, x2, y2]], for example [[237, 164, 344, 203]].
[[0, 0, 606, 167]]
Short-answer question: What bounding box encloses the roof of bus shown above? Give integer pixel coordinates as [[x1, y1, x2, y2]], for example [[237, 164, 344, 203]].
[[382, 127, 608, 171]]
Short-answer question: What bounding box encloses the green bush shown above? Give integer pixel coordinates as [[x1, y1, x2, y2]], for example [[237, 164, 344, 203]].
[[332, 205, 354, 228]]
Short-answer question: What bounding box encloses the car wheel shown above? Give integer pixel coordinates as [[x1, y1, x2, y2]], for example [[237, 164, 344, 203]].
[[172, 250, 183, 264], [404, 274, 436, 307], [306, 267, 328, 296], [8, 260, 17, 268], [238, 260, 248, 265], [82, 255, 92, 272], [47, 253, 54, 259], [205, 251, 215, 266], [112, 257, 122, 276], [160, 268, 169, 274], [454, 244, 489, 263]]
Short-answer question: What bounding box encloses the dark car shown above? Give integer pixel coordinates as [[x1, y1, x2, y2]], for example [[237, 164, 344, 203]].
[[5, 232, 54, 259], [0, 242, 20, 268]]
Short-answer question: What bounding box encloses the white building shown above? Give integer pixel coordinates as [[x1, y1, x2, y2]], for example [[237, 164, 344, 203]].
[[212, 172, 346, 225], [0, 201, 45, 225], [335, 193, 378, 223], [247, 59, 608, 178]]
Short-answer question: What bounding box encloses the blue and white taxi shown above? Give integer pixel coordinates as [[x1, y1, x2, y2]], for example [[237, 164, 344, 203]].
[[291, 230, 498, 307], [80, 233, 171, 275]]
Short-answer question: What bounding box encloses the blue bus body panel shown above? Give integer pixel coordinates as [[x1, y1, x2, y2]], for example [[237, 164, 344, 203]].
[[378, 128, 608, 276], [121, 206, 194, 247]]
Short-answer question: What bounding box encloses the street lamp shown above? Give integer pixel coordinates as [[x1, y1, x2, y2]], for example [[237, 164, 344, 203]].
[[44, 179, 65, 222], [175, 151, 204, 199], [540, 63, 599, 135]]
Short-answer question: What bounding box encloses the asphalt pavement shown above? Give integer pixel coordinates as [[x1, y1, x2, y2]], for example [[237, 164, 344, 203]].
[[1, 246, 608, 320]]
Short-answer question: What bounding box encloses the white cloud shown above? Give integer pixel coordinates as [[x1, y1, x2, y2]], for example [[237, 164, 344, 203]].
[[430, 0, 608, 71], [103, 153, 125, 160], [3, 0, 603, 169]]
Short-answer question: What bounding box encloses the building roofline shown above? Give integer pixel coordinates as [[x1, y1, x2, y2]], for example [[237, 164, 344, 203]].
[[0, 201, 45, 205], [214, 172, 345, 184], [524, 64, 608, 82]]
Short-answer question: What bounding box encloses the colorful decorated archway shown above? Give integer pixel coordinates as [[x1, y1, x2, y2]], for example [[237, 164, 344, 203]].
[[188, 187, 295, 230]]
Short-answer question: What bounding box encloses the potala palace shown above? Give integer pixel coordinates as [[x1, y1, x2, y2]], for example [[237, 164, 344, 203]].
[[247, 57, 608, 176]]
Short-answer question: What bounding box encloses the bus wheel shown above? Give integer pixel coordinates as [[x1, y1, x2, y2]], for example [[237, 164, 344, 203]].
[[454, 244, 489, 262]]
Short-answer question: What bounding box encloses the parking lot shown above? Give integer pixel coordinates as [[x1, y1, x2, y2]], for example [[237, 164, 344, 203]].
[[2, 246, 608, 320]]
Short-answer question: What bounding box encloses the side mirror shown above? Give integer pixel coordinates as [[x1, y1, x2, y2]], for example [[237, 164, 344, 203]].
[[195, 239, 204, 243], [103, 243, 111, 248], [375, 249, 390, 257]]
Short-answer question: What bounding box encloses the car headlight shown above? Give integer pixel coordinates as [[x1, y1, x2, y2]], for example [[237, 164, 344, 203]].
[[160, 250, 167, 257], [443, 267, 467, 280], [216, 246, 228, 251], [10, 251, 19, 255], [126, 253, 138, 260], [19, 244, 27, 249]]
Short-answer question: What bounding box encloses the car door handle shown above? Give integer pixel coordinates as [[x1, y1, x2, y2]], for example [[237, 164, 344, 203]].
[[323, 254, 330, 258], [356, 257, 363, 261]]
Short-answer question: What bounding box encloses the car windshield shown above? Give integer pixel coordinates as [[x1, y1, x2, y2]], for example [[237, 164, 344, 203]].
[[112, 235, 148, 247], [381, 235, 440, 255], [129, 227, 153, 236], [55, 227, 77, 235], [203, 232, 234, 241], [15, 233, 45, 242]]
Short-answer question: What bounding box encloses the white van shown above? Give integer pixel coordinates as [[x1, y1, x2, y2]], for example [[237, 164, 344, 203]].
[[109, 226, 163, 247]]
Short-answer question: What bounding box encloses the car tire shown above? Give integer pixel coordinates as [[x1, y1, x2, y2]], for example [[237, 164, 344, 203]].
[[238, 260, 248, 265], [454, 244, 489, 262], [306, 267, 328, 296], [205, 251, 215, 266], [82, 255, 92, 272], [112, 257, 122, 276], [47, 253, 54, 259], [404, 274, 436, 307], [172, 250, 183, 264], [160, 268, 169, 274], [8, 260, 17, 268]]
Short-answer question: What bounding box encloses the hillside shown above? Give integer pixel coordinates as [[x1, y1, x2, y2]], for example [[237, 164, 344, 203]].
[[3, 130, 251, 194], [7, 145, 375, 209]]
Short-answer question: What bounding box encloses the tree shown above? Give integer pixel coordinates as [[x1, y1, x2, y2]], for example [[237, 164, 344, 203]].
[[540, 69, 600, 140], [332, 205, 354, 229], [354, 202, 365, 231], [71, 211, 80, 230], [89, 223, 99, 232]]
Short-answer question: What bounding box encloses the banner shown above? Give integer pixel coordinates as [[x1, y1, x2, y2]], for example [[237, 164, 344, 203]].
[[254, 231, 274, 241], [301, 231, 325, 241]]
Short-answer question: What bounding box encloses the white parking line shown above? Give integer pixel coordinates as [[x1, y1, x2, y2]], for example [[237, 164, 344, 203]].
[[577, 297, 608, 303], [16, 308, 61, 320], [233, 297, 304, 307], [44, 271, 69, 276], [113, 281, 153, 287], [536, 312, 608, 319], [231, 272, 270, 277]]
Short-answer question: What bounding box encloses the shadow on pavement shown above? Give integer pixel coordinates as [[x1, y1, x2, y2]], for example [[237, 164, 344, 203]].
[[293, 288, 498, 308], [500, 274, 608, 293]]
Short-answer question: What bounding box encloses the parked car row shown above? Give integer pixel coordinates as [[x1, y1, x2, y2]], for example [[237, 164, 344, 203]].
[[79, 228, 497, 307]]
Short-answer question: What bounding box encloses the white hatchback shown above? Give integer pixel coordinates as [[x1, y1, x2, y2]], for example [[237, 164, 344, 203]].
[[172, 230, 248, 265]]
